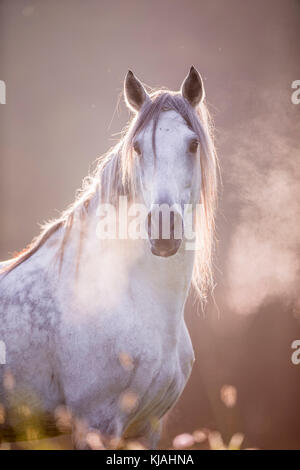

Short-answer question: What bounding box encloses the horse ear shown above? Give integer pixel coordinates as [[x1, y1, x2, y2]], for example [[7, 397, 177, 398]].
[[180, 66, 205, 107], [124, 70, 149, 112]]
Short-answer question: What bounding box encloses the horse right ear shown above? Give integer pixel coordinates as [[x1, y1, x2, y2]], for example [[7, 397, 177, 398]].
[[124, 70, 149, 113]]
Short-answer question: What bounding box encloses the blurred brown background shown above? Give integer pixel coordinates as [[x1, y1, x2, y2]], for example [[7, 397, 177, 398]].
[[0, 0, 300, 449]]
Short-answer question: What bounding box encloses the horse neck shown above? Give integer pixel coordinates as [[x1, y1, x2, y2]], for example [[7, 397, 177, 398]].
[[137, 241, 195, 317], [55, 190, 195, 326]]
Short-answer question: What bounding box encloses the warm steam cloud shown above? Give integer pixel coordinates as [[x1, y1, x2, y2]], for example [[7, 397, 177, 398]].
[[224, 90, 300, 315]]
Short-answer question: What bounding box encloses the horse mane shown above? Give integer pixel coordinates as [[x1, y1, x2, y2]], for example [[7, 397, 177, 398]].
[[1, 88, 218, 301]]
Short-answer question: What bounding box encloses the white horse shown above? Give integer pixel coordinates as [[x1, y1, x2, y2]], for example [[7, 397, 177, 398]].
[[0, 67, 218, 448]]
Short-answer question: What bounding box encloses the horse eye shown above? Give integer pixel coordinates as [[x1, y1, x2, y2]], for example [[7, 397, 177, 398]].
[[133, 141, 141, 155], [189, 139, 199, 154]]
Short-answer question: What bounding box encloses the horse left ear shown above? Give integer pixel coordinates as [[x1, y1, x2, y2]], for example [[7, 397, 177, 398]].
[[124, 70, 149, 113], [180, 66, 205, 107]]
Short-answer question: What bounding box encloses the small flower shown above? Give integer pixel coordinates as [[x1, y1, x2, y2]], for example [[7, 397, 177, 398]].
[[173, 433, 195, 449], [119, 352, 134, 371], [125, 440, 146, 450], [54, 405, 73, 432], [220, 385, 237, 408], [192, 429, 207, 443], [228, 433, 245, 450], [0, 404, 5, 424], [119, 391, 139, 413], [208, 431, 226, 450], [86, 432, 105, 450]]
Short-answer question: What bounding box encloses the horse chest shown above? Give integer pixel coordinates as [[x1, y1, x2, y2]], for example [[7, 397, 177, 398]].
[[117, 320, 195, 428], [56, 291, 195, 441]]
